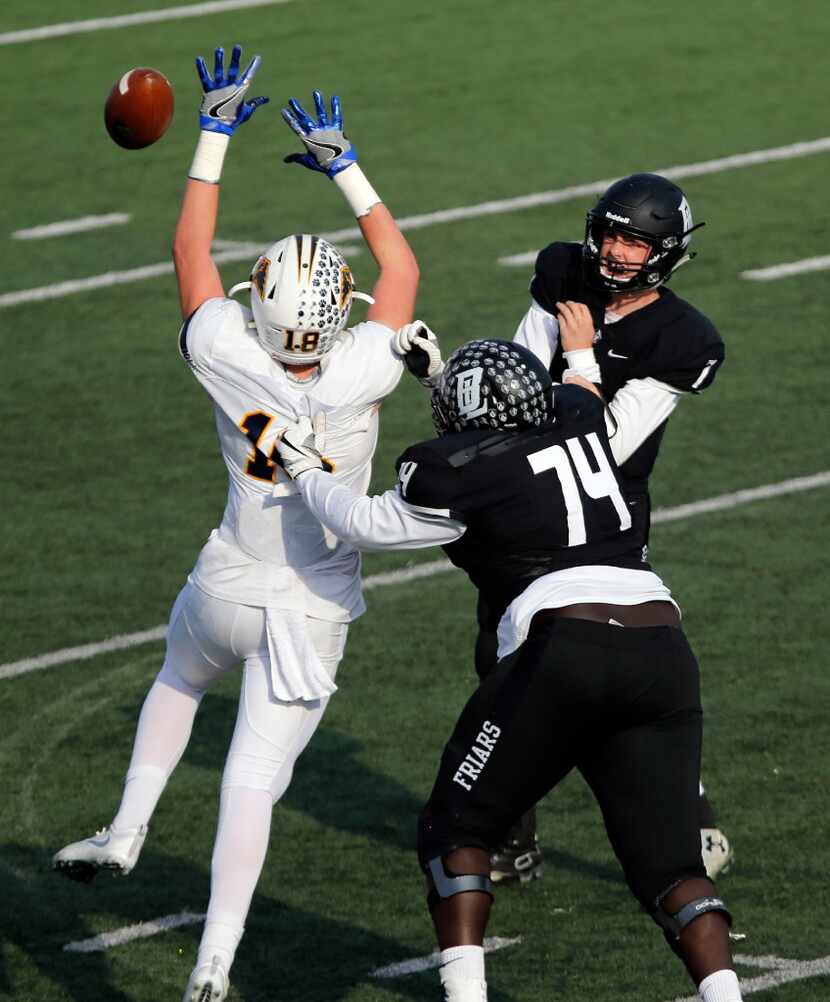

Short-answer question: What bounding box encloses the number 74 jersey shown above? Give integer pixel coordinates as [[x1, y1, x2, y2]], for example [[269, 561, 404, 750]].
[[395, 384, 644, 627]]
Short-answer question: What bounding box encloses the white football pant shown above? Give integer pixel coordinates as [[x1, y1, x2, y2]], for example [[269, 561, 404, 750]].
[[111, 580, 347, 975]]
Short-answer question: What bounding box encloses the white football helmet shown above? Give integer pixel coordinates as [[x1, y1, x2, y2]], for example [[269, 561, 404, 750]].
[[229, 234, 372, 364]]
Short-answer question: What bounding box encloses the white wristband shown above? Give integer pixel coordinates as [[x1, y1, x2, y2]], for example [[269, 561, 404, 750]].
[[333, 163, 382, 218], [563, 347, 602, 383], [188, 131, 231, 184]]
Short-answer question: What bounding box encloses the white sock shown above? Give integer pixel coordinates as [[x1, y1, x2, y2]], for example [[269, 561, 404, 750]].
[[197, 912, 244, 973], [699, 969, 743, 1002], [195, 786, 274, 973], [111, 679, 202, 830], [439, 945, 487, 1002]]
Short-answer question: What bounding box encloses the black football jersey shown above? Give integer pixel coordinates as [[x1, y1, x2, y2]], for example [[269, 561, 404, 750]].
[[395, 385, 646, 630], [530, 241, 725, 487]]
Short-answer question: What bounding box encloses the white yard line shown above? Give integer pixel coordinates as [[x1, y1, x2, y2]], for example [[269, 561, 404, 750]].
[[668, 953, 830, 1001], [13, 214, 131, 240], [498, 250, 538, 267], [370, 936, 522, 978], [0, 0, 293, 46], [4, 136, 830, 309], [2, 470, 828, 682], [0, 240, 361, 309], [649, 471, 830, 524], [741, 254, 830, 281], [64, 911, 205, 953]]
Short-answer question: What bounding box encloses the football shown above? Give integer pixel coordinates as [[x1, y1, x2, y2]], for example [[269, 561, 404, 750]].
[[104, 68, 174, 150]]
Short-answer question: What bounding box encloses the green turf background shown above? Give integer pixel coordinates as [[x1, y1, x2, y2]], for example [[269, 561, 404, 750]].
[[1, 1, 829, 999]]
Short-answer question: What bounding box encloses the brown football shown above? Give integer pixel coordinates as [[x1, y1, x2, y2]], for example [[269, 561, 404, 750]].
[[104, 68, 174, 150]]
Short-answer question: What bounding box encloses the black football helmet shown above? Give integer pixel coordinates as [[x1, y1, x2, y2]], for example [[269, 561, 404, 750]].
[[431, 340, 553, 434], [583, 173, 705, 292]]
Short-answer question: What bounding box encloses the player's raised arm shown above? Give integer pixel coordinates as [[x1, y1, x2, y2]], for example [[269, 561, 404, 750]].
[[282, 91, 419, 331], [172, 44, 268, 320]]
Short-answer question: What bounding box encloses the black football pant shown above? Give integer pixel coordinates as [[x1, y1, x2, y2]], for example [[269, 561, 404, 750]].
[[419, 617, 707, 908]]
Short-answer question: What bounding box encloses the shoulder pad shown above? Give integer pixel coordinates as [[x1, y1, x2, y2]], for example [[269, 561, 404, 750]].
[[395, 438, 460, 511], [530, 242, 583, 313], [178, 297, 231, 372], [636, 296, 725, 393]]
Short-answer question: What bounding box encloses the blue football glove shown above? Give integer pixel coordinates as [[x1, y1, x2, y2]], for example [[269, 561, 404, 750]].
[[282, 91, 358, 177], [195, 44, 268, 136]]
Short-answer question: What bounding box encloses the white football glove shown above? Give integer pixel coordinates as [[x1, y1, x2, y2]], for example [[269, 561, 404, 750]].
[[394, 322, 444, 388], [275, 417, 334, 480]]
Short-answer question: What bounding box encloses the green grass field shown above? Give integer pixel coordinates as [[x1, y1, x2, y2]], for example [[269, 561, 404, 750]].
[[1, 1, 829, 1000]]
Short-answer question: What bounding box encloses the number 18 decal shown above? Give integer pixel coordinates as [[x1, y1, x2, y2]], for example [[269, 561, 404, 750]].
[[527, 433, 631, 546]]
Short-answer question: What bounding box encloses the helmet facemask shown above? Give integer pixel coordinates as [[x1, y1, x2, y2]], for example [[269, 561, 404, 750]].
[[229, 234, 373, 364]]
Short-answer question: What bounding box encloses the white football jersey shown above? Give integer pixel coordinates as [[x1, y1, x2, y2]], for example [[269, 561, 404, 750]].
[[179, 297, 404, 620]]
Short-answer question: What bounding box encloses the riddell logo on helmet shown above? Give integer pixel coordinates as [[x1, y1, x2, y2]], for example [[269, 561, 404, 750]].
[[605, 211, 631, 224]]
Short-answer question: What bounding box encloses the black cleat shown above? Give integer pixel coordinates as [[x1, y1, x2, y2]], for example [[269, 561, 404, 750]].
[[490, 809, 543, 884]]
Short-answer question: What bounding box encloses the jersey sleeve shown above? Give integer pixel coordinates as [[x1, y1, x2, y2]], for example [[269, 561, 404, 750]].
[[529, 241, 607, 331], [528, 242, 573, 314], [514, 301, 559, 369], [394, 443, 464, 516], [632, 309, 725, 394], [179, 297, 290, 457], [178, 297, 226, 375]]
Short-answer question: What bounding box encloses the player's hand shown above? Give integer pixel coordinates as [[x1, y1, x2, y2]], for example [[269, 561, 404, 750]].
[[556, 300, 596, 351], [282, 91, 358, 177], [196, 45, 268, 135], [276, 417, 335, 480], [394, 322, 445, 388]]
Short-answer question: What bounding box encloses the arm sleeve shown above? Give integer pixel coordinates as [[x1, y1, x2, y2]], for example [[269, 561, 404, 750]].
[[605, 377, 683, 465], [296, 470, 466, 551], [514, 301, 559, 369]]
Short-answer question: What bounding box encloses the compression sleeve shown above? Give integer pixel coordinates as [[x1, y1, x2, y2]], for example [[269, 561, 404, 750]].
[[296, 470, 467, 551], [606, 377, 683, 465]]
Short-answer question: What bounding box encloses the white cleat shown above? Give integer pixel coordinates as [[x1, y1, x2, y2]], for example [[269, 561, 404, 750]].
[[52, 824, 147, 883], [701, 827, 734, 880], [183, 956, 229, 1002]]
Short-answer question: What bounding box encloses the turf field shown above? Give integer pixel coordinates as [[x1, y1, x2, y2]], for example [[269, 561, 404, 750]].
[[1, 1, 829, 999]]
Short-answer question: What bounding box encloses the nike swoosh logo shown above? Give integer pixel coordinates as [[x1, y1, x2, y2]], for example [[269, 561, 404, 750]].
[[208, 94, 240, 118], [306, 137, 345, 158], [607, 349, 628, 359]]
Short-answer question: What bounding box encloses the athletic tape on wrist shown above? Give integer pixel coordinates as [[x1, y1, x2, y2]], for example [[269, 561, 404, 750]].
[[562, 347, 598, 371], [333, 163, 382, 218], [188, 131, 231, 184]]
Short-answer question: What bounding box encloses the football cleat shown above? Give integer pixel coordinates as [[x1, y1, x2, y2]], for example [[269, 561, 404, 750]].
[[701, 827, 734, 880], [490, 838, 544, 884], [183, 955, 229, 1002], [52, 824, 147, 883]]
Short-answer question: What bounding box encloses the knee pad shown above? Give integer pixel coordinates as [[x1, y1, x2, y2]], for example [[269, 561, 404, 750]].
[[425, 855, 493, 911], [652, 888, 732, 940]]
